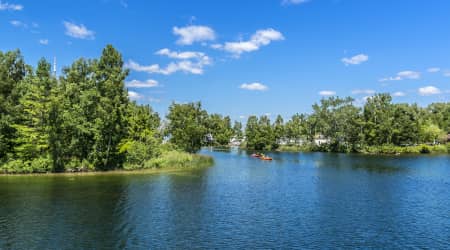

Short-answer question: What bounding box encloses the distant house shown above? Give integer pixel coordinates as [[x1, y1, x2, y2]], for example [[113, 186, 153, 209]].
[[229, 136, 244, 147], [205, 133, 214, 144], [314, 134, 330, 146], [277, 138, 307, 146]]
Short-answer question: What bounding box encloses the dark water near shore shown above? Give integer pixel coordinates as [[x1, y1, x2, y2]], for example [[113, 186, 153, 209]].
[[0, 149, 449, 249]]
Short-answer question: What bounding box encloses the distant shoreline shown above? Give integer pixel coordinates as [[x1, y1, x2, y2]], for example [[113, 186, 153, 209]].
[[234, 144, 450, 155]]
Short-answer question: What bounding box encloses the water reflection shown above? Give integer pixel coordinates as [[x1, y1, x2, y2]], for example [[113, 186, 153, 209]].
[[0, 151, 449, 249]]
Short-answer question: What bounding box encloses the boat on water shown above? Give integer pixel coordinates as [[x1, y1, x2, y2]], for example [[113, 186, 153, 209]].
[[251, 153, 272, 161]]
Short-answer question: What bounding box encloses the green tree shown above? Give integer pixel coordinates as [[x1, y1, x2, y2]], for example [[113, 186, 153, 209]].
[[363, 93, 394, 145], [166, 102, 208, 153], [0, 50, 27, 160], [273, 115, 285, 145], [90, 45, 129, 170], [233, 121, 243, 140], [12, 58, 56, 160], [420, 122, 445, 144]]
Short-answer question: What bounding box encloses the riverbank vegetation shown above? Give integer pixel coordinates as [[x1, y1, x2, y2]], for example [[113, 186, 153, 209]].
[[0, 46, 213, 174], [1, 46, 449, 174], [244, 96, 449, 154]]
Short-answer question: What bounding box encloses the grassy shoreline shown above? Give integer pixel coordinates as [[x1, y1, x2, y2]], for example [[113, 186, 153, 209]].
[[276, 144, 449, 155], [0, 153, 214, 175]]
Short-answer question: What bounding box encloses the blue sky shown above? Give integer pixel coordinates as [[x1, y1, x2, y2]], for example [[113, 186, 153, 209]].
[[1, 0, 450, 120]]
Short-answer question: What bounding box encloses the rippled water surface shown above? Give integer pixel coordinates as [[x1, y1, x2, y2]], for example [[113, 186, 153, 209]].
[[1, 150, 449, 249]]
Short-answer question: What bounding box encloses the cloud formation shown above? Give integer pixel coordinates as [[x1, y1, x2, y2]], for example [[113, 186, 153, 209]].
[[39, 39, 48, 45], [155, 48, 211, 63], [10, 20, 26, 28], [427, 67, 440, 73], [173, 25, 216, 45], [341, 54, 368, 65], [213, 28, 284, 57], [126, 79, 159, 88], [0, 1, 23, 11], [392, 91, 406, 97], [319, 90, 336, 96], [418, 86, 441, 96], [126, 48, 212, 75], [379, 70, 420, 82], [63, 21, 95, 40], [128, 91, 142, 100], [240, 82, 268, 91]]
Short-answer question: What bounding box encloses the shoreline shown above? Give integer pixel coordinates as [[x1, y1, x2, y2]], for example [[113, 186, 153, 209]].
[[244, 144, 450, 155], [0, 154, 214, 176], [0, 163, 213, 177]]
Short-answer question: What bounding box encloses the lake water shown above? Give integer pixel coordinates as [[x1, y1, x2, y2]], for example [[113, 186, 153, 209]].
[[0, 149, 449, 249]]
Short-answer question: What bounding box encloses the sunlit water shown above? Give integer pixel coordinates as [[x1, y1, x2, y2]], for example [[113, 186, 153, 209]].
[[0, 149, 449, 249]]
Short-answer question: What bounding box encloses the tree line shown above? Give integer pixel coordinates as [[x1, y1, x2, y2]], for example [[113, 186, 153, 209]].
[[1, 45, 449, 173], [243, 95, 449, 153]]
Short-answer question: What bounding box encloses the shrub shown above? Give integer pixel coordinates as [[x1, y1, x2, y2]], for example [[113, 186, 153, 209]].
[[143, 150, 213, 170], [29, 156, 53, 173], [419, 145, 431, 154], [121, 140, 161, 170]]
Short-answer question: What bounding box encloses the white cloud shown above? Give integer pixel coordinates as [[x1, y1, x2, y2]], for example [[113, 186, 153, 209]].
[[126, 79, 159, 88], [418, 86, 441, 96], [282, 0, 309, 5], [125, 59, 208, 75], [379, 70, 420, 82], [352, 89, 375, 95], [173, 25, 216, 45], [0, 1, 23, 11], [155, 48, 211, 64], [10, 20, 26, 28], [239, 115, 246, 119], [443, 71, 450, 77], [128, 91, 142, 100], [125, 60, 160, 73], [63, 21, 95, 40], [240, 82, 268, 91], [215, 28, 284, 57], [427, 67, 440, 73], [39, 39, 48, 45], [392, 91, 406, 97], [319, 90, 336, 96], [341, 54, 368, 65], [398, 71, 420, 79], [126, 48, 211, 75]]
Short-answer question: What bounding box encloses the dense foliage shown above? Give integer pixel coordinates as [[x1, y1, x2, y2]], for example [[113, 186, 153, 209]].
[[244, 95, 449, 153], [0, 46, 448, 174], [0, 46, 213, 173]]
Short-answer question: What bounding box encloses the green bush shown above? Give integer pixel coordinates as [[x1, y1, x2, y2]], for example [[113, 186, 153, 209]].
[[29, 156, 53, 173], [140, 150, 213, 170], [420, 145, 431, 154], [121, 140, 161, 170], [0, 156, 52, 174], [0, 159, 27, 173], [363, 144, 449, 155]]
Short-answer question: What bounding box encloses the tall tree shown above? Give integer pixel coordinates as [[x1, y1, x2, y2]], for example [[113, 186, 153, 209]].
[[166, 102, 208, 153], [90, 45, 129, 170], [0, 50, 27, 160]]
